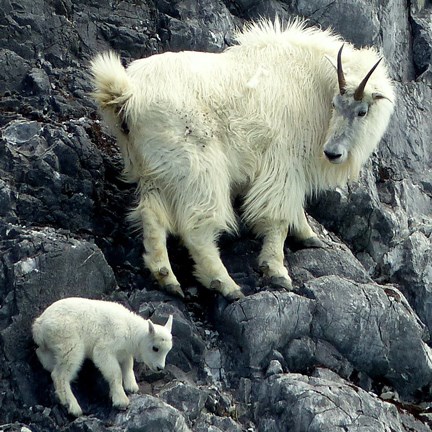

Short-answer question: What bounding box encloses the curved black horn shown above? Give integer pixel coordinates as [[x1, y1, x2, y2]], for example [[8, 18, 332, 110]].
[[354, 58, 382, 101], [337, 45, 346, 95]]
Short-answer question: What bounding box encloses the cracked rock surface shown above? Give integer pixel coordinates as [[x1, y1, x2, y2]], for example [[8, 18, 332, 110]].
[[255, 371, 431, 432], [1, 0, 432, 431]]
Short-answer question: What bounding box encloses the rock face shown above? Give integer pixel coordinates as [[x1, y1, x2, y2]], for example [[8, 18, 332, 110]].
[[1, 0, 432, 431]]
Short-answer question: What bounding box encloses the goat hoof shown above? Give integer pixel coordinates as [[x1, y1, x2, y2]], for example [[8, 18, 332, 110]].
[[165, 284, 185, 298], [158, 267, 169, 277], [210, 279, 222, 291], [124, 381, 139, 393], [113, 397, 129, 410], [295, 236, 325, 249], [270, 276, 292, 291], [68, 404, 83, 417], [224, 290, 245, 302], [259, 261, 270, 274]]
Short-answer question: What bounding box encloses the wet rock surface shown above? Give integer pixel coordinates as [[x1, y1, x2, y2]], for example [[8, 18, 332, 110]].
[[1, 0, 432, 431]]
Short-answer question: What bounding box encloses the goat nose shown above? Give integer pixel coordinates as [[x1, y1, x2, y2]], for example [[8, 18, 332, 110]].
[[324, 149, 342, 161], [157, 366, 163, 372]]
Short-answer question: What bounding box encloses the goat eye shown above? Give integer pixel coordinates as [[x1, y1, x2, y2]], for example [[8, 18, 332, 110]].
[[152, 346, 159, 352], [358, 110, 367, 117]]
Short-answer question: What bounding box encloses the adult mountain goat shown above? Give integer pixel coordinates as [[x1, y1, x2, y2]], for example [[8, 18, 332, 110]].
[[90, 19, 395, 301]]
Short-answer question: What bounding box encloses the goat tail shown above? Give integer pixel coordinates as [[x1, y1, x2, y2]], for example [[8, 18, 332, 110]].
[[90, 51, 132, 110], [32, 316, 44, 347]]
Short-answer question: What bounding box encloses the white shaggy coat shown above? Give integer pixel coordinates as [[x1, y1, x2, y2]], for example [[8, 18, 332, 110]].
[[90, 18, 395, 299], [32, 297, 173, 416]]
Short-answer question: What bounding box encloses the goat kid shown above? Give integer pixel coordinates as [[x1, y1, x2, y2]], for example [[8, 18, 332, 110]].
[[90, 18, 395, 301], [32, 297, 173, 416]]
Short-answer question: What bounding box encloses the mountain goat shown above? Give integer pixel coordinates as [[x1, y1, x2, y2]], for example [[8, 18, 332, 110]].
[[90, 18, 395, 301], [32, 297, 173, 416]]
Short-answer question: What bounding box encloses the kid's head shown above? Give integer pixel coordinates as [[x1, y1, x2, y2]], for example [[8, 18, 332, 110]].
[[139, 315, 173, 372]]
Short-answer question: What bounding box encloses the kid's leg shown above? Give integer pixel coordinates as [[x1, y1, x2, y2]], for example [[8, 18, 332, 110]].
[[93, 350, 129, 409], [121, 356, 139, 393], [51, 347, 84, 416], [36, 346, 56, 372]]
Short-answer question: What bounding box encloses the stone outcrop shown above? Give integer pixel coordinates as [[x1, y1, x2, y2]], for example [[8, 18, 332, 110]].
[[1, 0, 431, 430]]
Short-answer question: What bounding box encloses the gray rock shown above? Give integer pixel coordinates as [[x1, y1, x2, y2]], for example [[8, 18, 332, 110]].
[[114, 394, 191, 431], [236, 0, 291, 22], [411, 9, 432, 77], [0, 49, 31, 94], [205, 386, 236, 418], [162, 0, 236, 52], [287, 236, 372, 285], [307, 171, 403, 275], [159, 381, 209, 421], [193, 413, 243, 432], [383, 231, 432, 335], [255, 373, 409, 432], [380, 1, 416, 81], [284, 337, 355, 380], [216, 291, 313, 373], [1, 0, 432, 431], [304, 276, 432, 399], [25, 67, 52, 96], [64, 417, 119, 432], [296, 0, 380, 46], [0, 119, 107, 231], [217, 275, 432, 399]]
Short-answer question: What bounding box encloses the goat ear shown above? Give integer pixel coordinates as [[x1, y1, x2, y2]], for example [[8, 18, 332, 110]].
[[324, 54, 337, 70], [372, 92, 392, 102], [165, 315, 173, 333], [148, 320, 155, 336]]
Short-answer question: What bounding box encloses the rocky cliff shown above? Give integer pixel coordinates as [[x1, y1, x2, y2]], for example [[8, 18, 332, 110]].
[[1, 1, 432, 431]]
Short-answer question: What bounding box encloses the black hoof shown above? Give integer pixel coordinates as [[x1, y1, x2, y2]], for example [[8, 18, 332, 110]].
[[224, 290, 245, 302], [270, 276, 292, 291], [259, 261, 270, 274], [294, 236, 326, 250], [164, 284, 185, 298]]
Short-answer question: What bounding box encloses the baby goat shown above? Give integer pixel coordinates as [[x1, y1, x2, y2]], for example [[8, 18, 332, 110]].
[[32, 297, 173, 416]]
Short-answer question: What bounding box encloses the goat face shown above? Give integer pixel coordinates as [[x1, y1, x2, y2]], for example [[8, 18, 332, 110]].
[[323, 95, 371, 164], [139, 316, 173, 372], [323, 45, 387, 165]]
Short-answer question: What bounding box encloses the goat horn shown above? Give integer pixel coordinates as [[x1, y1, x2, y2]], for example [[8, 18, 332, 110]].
[[354, 58, 382, 101], [337, 45, 346, 95]]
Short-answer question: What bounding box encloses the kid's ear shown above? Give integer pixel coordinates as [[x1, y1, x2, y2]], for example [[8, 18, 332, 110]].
[[148, 320, 155, 336], [165, 315, 173, 333], [372, 92, 392, 102]]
